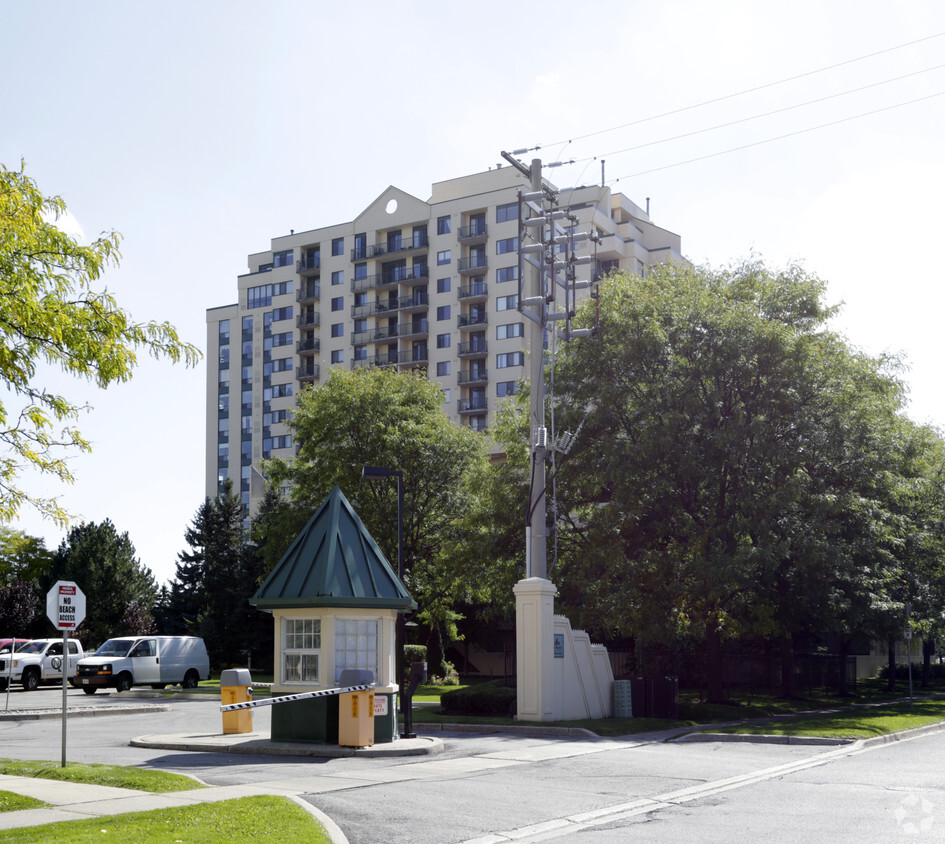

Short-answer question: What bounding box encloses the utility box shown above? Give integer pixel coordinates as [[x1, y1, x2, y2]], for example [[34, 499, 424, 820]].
[[221, 668, 253, 734], [338, 669, 375, 747]]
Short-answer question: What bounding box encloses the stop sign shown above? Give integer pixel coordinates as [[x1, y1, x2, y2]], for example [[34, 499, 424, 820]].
[[46, 581, 86, 631]]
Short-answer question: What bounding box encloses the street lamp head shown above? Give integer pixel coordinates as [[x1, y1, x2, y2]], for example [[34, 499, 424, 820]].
[[362, 465, 400, 479]]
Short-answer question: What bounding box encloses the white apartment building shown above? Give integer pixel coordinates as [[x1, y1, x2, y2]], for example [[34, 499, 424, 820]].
[[206, 165, 683, 511]]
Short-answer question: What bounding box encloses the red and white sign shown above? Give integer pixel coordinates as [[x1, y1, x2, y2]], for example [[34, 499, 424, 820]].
[[373, 695, 389, 717], [46, 581, 86, 631]]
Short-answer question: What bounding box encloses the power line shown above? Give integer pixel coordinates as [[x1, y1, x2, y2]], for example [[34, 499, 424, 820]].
[[537, 31, 945, 151], [608, 90, 945, 182]]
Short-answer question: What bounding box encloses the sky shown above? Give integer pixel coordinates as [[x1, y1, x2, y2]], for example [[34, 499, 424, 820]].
[[2, 0, 944, 587]]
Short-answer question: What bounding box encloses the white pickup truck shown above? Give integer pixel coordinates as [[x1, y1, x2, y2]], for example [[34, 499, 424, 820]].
[[0, 638, 85, 691]]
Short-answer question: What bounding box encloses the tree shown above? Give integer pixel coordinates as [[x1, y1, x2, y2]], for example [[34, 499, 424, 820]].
[[41, 520, 157, 648], [550, 261, 919, 701], [0, 163, 200, 525], [0, 527, 52, 588], [0, 580, 38, 636], [265, 367, 489, 672]]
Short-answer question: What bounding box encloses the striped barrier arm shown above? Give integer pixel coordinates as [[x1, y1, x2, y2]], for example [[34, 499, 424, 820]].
[[220, 683, 374, 712]]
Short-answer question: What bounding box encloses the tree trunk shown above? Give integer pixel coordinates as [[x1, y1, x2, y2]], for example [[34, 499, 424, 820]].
[[704, 624, 724, 703], [887, 634, 897, 693], [779, 636, 795, 698], [922, 637, 934, 689]]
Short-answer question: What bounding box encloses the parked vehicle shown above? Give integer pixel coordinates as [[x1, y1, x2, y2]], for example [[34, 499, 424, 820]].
[[0, 638, 30, 653], [74, 636, 210, 694], [0, 638, 85, 691]]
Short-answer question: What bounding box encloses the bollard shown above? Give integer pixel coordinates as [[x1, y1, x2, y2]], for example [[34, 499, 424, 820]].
[[220, 668, 253, 734]]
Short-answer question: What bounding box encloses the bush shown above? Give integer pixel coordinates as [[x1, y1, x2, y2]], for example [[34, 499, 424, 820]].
[[878, 662, 945, 681], [428, 660, 460, 686], [440, 678, 516, 716], [404, 644, 427, 667]]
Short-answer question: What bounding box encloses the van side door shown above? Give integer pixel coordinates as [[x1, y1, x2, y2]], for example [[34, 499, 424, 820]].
[[129, 639, 161, 684]]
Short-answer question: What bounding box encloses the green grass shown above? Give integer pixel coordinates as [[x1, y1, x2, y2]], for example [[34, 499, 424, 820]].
[[0, 791, 47, 813], [0, 760, 204, 793], [0, 795, 331, 842]]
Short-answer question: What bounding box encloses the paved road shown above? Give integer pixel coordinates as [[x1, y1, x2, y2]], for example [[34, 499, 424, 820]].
[[1, 687, 943, 842]]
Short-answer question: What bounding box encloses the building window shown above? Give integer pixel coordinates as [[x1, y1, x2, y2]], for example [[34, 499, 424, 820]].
[[436, 333, 451, 349], [331, 322, 344, 338], [332, 270, 344, 285], [496, 237, 519, 254], [331, 349, 344, 364], [264, 357, 292, 375], [496, 351, 524, 369], [283, 618, 320, 684], [436, 361, 450, 376], [331, 237, 344, 256], [496, 295, 519, 311], [436, 305, 451, 321], [334, 618, 378, 684], [496, 202, 518, 223], [442, 388, 451, 404], [437, 277, 451, 293], [264, 383, 293, 400], [437, 250, 451, 265], [496, 266, 518, 284], [247, 281, 293, 309], [497, 322, 524, 339], [437, 215, 451, 235], [218, 320, 230, 344], [354, 263, 367, 280], [265, 306, 293, 324], [331, 296, 344, 311], [496, 380, 518, 397], [273, 249, 293, 268]]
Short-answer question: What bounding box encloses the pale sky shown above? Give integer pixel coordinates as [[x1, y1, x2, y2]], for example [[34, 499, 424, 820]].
[[2, 1, 944, 586]]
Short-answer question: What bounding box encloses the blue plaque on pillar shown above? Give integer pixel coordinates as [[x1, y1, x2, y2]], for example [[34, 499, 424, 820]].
[[553, 633, 564, 658]]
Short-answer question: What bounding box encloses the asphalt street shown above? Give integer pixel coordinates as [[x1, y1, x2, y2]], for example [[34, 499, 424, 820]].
[[0, 687, 942, 843]]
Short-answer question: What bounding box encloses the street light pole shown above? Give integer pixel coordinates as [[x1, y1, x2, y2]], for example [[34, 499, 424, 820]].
[[361, 465, 408, 737]]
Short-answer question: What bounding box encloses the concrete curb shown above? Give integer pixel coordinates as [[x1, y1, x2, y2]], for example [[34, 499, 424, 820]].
[[0, 703, 172, 721], [672, 732, 852, 745]]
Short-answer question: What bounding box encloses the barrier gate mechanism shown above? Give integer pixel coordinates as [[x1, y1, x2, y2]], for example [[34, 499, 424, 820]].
[[220, 683, 375, 713]]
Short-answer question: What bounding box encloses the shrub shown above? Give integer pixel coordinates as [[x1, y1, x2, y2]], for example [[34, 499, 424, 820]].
[[440, 678, 516, 716], [404, 644, 427, 667], [428, 660, 460, 686]]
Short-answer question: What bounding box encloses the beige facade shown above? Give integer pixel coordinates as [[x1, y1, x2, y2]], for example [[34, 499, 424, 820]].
[[205, 165, 683, 512]]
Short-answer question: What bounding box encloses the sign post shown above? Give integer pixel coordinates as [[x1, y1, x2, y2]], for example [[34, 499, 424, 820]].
[[45, 581, 86, 767]]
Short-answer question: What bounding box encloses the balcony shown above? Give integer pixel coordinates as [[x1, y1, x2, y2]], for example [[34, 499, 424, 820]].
[[297, 337, 320, 356], [297, 255, 321, 275], [458, 368, 488, 386], [351, 264, 429, 293], [351, 348, 429, 370], [364, 232, 429, 259], [398, 319, 429, 340], [458, 280, 488, 301], [458, 397, 488, 414], [458, 312, 488, 329], [458, 339, 488, 357], [458, 254, 488, 275], [457, 222, 488, 244], [297, 281, 321, 303], [297, 311, 320, 328], [297, 362, 320, 382], [351, 293, 429, 319]]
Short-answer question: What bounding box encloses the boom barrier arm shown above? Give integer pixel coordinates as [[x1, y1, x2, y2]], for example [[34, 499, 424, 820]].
[[220, 683, 374, 712]]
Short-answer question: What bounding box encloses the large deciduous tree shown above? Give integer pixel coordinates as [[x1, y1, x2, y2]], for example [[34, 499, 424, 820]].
[[0, 162, 200, 525]]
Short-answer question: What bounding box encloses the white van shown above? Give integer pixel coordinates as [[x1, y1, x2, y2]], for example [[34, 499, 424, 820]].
[[74, 636, 210, 694]]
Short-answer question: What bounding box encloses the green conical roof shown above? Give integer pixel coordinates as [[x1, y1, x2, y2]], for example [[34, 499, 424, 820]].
[[250, 486, 416, 611]]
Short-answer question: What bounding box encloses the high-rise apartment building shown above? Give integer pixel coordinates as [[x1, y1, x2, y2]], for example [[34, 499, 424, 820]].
[[206, 165, 683, 512]]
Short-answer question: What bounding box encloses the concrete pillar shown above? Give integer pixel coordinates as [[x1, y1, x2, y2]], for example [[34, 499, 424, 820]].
[[514, 577, 557, 722]]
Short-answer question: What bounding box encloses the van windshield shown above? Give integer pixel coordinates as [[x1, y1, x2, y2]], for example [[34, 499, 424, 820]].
[[95, 639, 136, 657]]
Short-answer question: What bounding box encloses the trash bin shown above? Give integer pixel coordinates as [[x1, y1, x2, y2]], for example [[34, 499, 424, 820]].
[[220, 668, 253, 734], [338, 669, 374, 747]]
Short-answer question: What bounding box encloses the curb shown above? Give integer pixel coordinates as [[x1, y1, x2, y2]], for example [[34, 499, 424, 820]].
[[0, 704, 172, 721], [672, 732, 852, 745], [129, 732, 444, 758]]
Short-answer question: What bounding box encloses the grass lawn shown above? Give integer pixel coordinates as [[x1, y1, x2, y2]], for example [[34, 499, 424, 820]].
[[0, 795, 331, 842], [0, 760, 203, 793], [0, 791, 47, 813]]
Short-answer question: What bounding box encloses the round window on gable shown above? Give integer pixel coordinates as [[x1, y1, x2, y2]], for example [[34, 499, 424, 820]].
[[385, 198, 398, 214]]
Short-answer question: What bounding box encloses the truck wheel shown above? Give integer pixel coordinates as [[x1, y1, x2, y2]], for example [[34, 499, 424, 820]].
[[23, 669, 40, 691], [83, 687, 97, 695], [115, 673, 133, 693], [0, 678, 6, 691], [182, 669, 199, 689]]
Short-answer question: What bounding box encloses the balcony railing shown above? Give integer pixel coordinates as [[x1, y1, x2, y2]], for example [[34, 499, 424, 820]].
[[457, 222, 488, 242], [458, 398, 488, 414], [362, 233, 429, 259], [458, 255, 488, 274], [297, 337, 320, 355], [351, 348, 429, 370], [297, 311, 320, 328], [458, 312, 488, 328], [297, 363, 320, 381], [458, 281, 488, 300], [297, 281, 321, 303], [297, 255, 321, 275], [458, 339, 488, 357], [398, 319, 429, 339], [351, 293, 429, 319], [458, 368, 489, 386], [351, 265, 429, 293]]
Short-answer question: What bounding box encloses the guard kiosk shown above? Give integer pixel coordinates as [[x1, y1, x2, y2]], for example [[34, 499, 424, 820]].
[[250, 486, 415, 744]]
